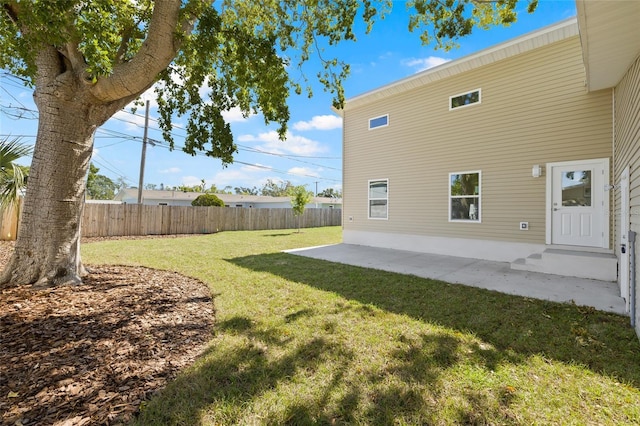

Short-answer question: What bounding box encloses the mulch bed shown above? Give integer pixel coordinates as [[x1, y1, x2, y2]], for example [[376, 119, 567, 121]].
[[0, 239, 215, 425]]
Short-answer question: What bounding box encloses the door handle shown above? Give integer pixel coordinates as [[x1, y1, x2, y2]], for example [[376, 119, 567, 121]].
[[553, 208, 559, 211], [621, 244, 627, 254]]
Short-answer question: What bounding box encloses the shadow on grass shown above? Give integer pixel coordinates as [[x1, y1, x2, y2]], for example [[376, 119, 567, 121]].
[[262, 232, 297, 237], [227, 252, 640, 387], [134, 313, 502, 425], [132, 253, 640, 424]]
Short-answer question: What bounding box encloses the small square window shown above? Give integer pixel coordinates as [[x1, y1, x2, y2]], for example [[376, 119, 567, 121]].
[[449, 171, 481, 222], [450, 89, 481, 110], [369, 114, 389, 130]]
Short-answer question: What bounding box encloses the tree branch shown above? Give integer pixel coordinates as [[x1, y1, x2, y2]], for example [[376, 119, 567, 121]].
[[114, 26, 134, 65], [59, 41, 89, 80], [91, 0, 210, 103], [2, 2, 19, 26], [114, 6, 149, 65]]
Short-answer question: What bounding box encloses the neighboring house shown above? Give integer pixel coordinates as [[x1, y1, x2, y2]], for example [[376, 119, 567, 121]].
[[113, 188, 341, 209], [336, 1, 640, 335]]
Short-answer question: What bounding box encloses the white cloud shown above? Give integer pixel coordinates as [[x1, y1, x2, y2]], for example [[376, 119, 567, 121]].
[[159, 167, 181, 174], [402, 56, 451, 73], [288, 167, 320, 178], [209, 164, 271, 188], [222, 107, 255, 123], [292, 115, 342, 131], [238, 130, 327, 156], [180, 175, 203, 186]]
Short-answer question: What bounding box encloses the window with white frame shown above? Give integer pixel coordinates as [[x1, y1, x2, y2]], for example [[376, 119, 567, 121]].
[[449, 89, 481, 110], [449, 171, 480, 222], [369, 114, 389, 130], [368, 179, 388, 219]]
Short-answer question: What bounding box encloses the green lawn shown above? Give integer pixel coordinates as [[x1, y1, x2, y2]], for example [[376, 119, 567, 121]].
[[82, 227, 640, 425]]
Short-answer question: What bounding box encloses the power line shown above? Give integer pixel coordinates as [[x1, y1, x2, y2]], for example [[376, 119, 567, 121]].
[[91, 157, 135, 184], [0, 81, 342, 183], [109, 111, 342, 179], [237, 145, 341, 171], [148, 140, 340, 183], [116, 109, 341, 160], [1, 99, 341, 162]]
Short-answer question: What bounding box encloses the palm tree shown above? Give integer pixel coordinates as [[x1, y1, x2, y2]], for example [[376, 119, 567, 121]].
[[0, 137, 32, 209]]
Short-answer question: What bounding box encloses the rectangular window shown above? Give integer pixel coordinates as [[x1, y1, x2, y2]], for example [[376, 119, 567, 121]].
[[449, 89, 481, 110], [368, 179, 388, 219], [561, 170, 592, 206], [449, 171, 481, 222], [369, 114, 389, 130]]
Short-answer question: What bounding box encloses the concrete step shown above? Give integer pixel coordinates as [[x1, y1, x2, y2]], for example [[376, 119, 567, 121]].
[[511, 248, 617, 281]]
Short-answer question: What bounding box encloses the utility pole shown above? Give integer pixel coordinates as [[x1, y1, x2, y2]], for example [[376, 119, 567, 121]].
[[314, 181, 318, 208], [137, 100, 150, 204]]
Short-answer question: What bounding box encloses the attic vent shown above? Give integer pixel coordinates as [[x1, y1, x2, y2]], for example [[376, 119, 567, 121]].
[[369, 114, 389, 130], [450, 89, 481, 110]]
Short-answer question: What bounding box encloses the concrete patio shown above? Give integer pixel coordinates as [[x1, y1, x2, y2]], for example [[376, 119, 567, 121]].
[[286, 243, 627, 315]]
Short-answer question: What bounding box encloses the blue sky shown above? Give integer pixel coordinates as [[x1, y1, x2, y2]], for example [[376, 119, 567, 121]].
[[0, 1, 576, 195]]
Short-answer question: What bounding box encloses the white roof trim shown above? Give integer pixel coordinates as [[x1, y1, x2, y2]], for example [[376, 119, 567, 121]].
[[335, 17, 578, 114], [576, 0, 640, 91]]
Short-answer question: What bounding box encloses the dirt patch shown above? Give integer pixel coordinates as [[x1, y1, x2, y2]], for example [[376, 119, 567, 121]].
[[0, 240, 215, 425]]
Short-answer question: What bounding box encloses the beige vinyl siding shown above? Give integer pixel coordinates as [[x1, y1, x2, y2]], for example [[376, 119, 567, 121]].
[[614, 56, 640, 333], [343, 35, 612, 245]]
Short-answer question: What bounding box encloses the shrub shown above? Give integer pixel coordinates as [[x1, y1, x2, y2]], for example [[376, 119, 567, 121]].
[[191, 194, 224, 207]]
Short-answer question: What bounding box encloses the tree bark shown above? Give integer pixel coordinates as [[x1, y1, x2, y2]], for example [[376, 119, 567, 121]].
[[0, 73, 100, 287], [0, 43, 130, 288], [0, 1, 196, 288]]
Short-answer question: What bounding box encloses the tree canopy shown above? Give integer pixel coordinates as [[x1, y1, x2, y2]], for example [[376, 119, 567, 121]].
[[260, 179, 295, 197], [289, 185, 313, 216], [289, 184, 314, 232], [191, 193, 225, 207], [234, 186, 259, 196], [317, 188, 342, 198], [86, 163, 117, 200]]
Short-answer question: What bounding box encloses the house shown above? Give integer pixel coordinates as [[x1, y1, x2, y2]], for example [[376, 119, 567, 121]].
[[113, 188, 342, 209], [336, 1, 640, 335]]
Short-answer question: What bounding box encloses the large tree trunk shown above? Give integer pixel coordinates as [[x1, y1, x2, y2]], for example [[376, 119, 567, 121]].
[[0, 60, 127, 288], [0, 81, 99, 287], [0, 1, 191, 288]]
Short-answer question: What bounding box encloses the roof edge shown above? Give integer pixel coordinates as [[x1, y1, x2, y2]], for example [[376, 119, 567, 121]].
[[339, 16, 578, 113]]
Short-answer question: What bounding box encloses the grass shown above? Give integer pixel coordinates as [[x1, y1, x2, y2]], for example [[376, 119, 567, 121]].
[[82, 227, 640, 425]]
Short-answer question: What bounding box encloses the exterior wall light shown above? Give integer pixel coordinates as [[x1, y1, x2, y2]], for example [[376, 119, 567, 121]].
[[532, 165, 543, 178]]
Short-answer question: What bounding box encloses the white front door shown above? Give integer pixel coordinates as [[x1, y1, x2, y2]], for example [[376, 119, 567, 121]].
[[619, 166, 630, 309], [549, 159, 608, 248]]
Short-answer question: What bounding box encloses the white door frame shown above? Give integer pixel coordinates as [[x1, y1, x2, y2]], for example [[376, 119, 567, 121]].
[[619, 166, 630, 310], [545, 158, 610, 248]]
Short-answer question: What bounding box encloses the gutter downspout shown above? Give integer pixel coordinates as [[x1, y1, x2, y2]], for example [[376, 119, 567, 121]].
[[612, 88, 616, 251], [630, 230, 636, 328]]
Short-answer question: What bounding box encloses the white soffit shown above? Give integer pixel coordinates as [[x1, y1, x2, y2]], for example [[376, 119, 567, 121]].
[[336, 17, 579, 114], [577, 0, 640, 91]]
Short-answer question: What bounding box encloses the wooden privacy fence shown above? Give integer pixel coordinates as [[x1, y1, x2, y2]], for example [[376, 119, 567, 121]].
[[81, 204, 342, 237], [0, 200, 21, 241]]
